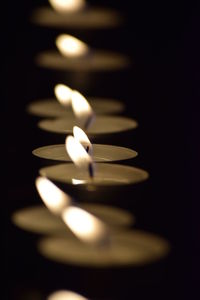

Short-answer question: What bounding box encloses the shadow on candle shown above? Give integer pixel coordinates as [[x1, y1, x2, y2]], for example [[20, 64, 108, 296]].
[[27, 98, 125, 117], [35, 50, 131, 72], [11, 204, 135, 235], [37, 230, 170, 267], [32, 144, 138, 163]]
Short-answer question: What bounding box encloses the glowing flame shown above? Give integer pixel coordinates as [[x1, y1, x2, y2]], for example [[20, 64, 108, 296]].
[[54, 84, 72, 106], [73, 126, 92, 154], [49, 0, 85, 13], [48, 290, 87, 300], [35, 176, 71, 215], [56, 34, 89, 57], [65, 136, 95, 177], [62, 206, 108, 245], [72, 178, 86, 185], [71, 90, 95, 129]]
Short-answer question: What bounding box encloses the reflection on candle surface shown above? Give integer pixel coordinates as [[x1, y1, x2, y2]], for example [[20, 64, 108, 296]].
[[38, 230, 170, 267], [62, 206, 109, 245], [35, 176, 71, 214], [49, 0, 86, 13], [32, 144, 138, 162], [11, 204, 135, 234], [54, 84, 72, 106], [27, 98, 125, 117], [39, 163, 149, 186], [56, 34, 89, 57], [38, 115, 138, 136]]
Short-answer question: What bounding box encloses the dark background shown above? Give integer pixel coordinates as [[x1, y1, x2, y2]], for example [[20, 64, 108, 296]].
[[3, 0, 200, 299]]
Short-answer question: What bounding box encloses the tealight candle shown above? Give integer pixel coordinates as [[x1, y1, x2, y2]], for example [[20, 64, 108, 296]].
[[39, 163, 149, 187], [27, 97, 125, 117], [31, 4, 123, 30], [11, 204, 135, 235], [36, 34, 130, 72], [37, 230, 170, 267], [32, 143, 138, 163], [38, 115, 138, 137], [48, 290, 88, 300]]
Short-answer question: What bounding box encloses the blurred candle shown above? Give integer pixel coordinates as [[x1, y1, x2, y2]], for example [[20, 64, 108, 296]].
[[48, 290, 88, 300], [49, 0, 86, 13]]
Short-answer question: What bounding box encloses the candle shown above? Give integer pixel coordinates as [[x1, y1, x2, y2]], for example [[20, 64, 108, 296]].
[[11, 203, 135, 235], [36, 34, 130, 72], [37, 230, 170, 267], [39, 163, 149, 187], [32, 143, 138, 162], [27, 97, 125, 117], [48, 290, 88, 300], [31, 4, 123, 30], [38, 115, 138, 136]]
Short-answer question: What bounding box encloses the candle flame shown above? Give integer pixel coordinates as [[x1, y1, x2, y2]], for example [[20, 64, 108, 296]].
[[71, 90, 95, 129], [62, 206, 108, 245], [73, 126, 92, 154], [35, 176, 71, 215], [48, 290, 87, 300], [56, 34, 89, 57], [65, 136, 95, 177], [49, 0, 86, 13], [54, 84, 72, 106]]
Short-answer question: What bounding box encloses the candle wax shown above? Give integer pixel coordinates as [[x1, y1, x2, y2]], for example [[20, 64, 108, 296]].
[[27, 98, 125, 117], [12, 204, 135, 235], [32, 144, 138, 162], [38, 116, 138, 136], [38, 230, 170, 267], [36, 50, 131, 72], [39, 163, 149, 187], [31, 6, 123, 29]]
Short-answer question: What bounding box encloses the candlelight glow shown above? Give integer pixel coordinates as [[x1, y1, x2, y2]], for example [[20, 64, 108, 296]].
[[54, 84, 72, 106], [73, 126, 92, 154], [35, 176, 71, 214], [65, 135, 95, 177], [72, 178, 86, 185], [48, 290, 87, 300], [62, 206, 108, 245], [56, 34, 89, 57], [71, 90, 95, 129], [49, 0, 86, 13]]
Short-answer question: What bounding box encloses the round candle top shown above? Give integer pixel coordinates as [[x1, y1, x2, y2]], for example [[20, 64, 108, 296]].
[[31, 6, 123, 29], [48, 290, 88, 300], [32, 144, 138, 162], [11, 204, 135, 235], [38, 230, 170, 267], [27, 98, 125, 117], [36, 50, 130, 72], [39, 163, 149, 187], [38, 116, 138, 136]]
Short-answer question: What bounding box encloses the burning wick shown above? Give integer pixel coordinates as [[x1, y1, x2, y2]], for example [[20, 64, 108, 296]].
[[56, 34, 89, 58], [73, 126, 92, 155], [65, 135, 95, 178], [35, 177, 109, 246], [49, 0, 86, 13], [71, 90, 95, 130], [54, 84, 72, 106]]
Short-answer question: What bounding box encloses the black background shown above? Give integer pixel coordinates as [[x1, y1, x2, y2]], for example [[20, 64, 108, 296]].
[[3, 0, 200, 299]]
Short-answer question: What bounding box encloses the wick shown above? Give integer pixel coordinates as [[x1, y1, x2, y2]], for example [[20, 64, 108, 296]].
[[86, 145, 90, 153], [88, 162, 94, 178], [84, 113, 95, 130]]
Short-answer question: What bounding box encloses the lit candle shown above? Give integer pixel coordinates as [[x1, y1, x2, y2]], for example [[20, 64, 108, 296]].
[[12, 203, 135, 235], [36, 34, 130, 72], [38, 230, 170, 267], [48, 290, 88, 300], [35, 176, 109, 246], [73, 126, 92, 154], [38, 115, 138, 137], [31, 1, 123, 30]]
